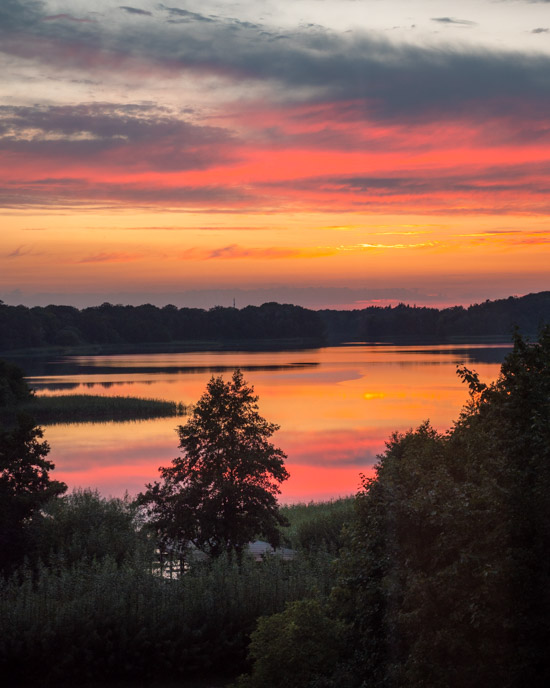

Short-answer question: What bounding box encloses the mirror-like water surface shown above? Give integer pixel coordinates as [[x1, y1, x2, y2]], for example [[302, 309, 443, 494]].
[[28, 344, 510, 502]]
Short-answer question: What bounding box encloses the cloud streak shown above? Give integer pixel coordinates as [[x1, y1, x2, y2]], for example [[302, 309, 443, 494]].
[[77, 252, 144, 264], [43, 13, 97, 24], [6, 245, 36, 258], [431, 17, 477, 26], [180, 245, 336, 260], [118, 6, 152, 17]]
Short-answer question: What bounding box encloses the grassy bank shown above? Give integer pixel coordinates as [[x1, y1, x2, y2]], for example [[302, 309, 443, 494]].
[[1, 394, 187, 424]]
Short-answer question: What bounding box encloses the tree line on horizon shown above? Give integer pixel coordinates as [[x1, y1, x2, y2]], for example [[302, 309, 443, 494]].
[[1, 291, 550, 351]]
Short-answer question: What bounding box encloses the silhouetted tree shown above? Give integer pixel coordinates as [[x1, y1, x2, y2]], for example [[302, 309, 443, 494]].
[[0, 414, 66, 573], [138, 369, 289, 560], [335, 328, 550, 688], [0, 359, 33, 407]]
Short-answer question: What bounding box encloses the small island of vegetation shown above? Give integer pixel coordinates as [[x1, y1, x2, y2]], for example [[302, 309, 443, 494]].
[[0, 359, 187, 425], [11, 394, 187, 425]]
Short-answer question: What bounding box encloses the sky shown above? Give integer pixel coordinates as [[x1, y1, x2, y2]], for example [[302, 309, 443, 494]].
[[1, 0, 550, 310]]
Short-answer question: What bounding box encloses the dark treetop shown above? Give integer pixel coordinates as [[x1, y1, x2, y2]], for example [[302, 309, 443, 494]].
[[138, 369, 289, 560]]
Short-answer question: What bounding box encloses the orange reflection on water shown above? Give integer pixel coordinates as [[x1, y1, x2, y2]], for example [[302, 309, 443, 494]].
[[35, 344, 508, 501]]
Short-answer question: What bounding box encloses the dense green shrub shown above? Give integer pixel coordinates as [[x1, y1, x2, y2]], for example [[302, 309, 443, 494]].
[[234, 599, 347, 688], [236, 329, 550, 688], [30, 489, 152, 567], [335, 329, 550, 688]]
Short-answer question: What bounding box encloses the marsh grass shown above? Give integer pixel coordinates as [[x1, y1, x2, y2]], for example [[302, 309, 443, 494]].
[[0, 550, 335, 685], [1, 394, 187, 424], [0, 491, 339, 686], [280, 498, 355, 553]]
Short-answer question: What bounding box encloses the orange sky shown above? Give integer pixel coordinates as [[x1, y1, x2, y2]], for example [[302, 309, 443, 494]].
[[1, 1, 549, 309]]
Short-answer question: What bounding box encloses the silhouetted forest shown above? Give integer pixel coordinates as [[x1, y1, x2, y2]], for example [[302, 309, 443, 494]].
[[1, 292, 549, 352], [320, 290, 550, 342]]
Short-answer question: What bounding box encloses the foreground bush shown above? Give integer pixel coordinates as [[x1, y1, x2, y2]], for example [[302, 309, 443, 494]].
[[234, 599, 347, 688], [30, 489, 151, 567], [335, 329, 550, 688], [236, 329, 550, 688]]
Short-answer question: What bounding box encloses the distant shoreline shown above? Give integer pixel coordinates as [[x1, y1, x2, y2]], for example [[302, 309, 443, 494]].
[[1, 292, 548, 357], [1, 334, 518, 360]]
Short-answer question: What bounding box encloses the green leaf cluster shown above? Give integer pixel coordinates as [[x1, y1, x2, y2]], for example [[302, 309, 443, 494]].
[[335, 328, 550, 688], [234, 599, 347, 688]]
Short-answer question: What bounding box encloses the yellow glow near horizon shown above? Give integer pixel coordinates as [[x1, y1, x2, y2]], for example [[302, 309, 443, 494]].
[[2, 210, 548, 303]]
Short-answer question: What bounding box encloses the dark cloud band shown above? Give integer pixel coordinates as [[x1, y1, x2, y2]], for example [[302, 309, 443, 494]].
[[2, 0, 550, 125]]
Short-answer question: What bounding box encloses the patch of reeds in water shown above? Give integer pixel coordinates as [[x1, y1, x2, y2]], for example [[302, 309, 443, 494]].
[[1, 394, 187, 425]]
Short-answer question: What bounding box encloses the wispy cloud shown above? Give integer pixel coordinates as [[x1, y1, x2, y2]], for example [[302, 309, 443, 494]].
[[1, 0, 550, 223], [43, 14, 97, 24], [119, 6, 152, 17], [338, 242, 438, 251], [159, 4, 215, 23], [2, 1, 550, 126], [114, 226, 277, 232], [431, 17, 477, 26], [6, 245, 35, 258], [179, 244, 336, 260], [77, 252, 144, 264], [458, 229, 550, 246]]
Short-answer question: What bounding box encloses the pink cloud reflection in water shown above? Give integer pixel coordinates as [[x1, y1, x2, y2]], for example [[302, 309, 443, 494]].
[[36, 344, 508, 502]]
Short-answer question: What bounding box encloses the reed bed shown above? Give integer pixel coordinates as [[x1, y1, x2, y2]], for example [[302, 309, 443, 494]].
[[2, 394, 187, 424], [280, 497, 355, 554], [0, 550, 335, 685]]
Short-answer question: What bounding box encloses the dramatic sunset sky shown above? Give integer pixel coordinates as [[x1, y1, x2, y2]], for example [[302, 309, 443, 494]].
[[1, 0, 550, 309]]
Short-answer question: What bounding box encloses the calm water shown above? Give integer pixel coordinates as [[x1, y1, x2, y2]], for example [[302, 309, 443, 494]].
[[27, 344, 510, 502]]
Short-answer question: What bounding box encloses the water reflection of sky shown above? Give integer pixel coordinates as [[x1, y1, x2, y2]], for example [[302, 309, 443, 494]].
[[31, 344, 510, 502]]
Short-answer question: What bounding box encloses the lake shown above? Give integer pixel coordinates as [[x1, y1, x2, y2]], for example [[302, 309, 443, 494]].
[[27, 343, 511, 502]]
